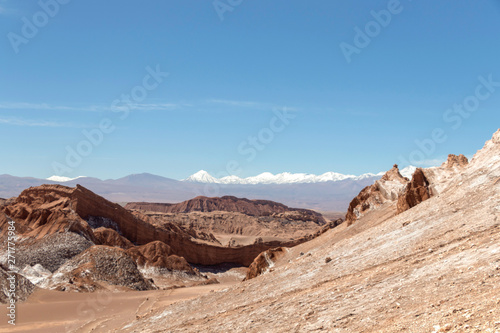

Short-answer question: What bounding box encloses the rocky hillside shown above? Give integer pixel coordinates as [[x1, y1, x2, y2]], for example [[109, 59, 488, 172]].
[[121, 130, 500, 332], [346, 154, 471, 225]]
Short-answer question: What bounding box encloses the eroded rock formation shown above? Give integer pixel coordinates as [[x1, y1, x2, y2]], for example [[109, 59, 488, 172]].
[[443, 154, 469, 169], [1, 184, 335, 269], [244, 247, 285, 280], [396, 168, 432, 214], [345, 165, 408, 226], [126, 241, 195, 274]]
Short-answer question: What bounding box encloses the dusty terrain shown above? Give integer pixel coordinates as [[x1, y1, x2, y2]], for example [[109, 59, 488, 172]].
[[0, 281, 237, 333]]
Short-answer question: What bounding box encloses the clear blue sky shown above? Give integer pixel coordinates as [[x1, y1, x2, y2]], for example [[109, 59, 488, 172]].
[[0, 0, 499, 180]]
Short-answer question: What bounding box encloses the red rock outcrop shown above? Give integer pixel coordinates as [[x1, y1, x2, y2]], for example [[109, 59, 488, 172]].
[[345, 165, 408, 226], [396, 168, 432, 214], [93, 227, 134, 249], [48, 245, 155, 292], [126, 241, 195, 274], [443, 154, 469, 169], [0, 185, 96, 242]]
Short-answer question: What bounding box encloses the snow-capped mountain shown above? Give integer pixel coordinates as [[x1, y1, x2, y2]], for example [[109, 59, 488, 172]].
[[182, 168, 416, 185], [399, 166, 417, 179], [183, 170, 221, 183], [46, 175, 86, 182]]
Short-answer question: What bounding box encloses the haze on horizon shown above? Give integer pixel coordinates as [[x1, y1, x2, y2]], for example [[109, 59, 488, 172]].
[[0, 0, 499, 180]]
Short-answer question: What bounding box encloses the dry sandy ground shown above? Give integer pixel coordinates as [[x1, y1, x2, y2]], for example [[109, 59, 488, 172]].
[[0, 282, 238, 333]]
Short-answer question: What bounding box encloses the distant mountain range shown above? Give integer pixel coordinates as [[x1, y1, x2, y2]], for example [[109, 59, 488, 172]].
[[0, 167, 416, 212], [184, 167, 416, 185]]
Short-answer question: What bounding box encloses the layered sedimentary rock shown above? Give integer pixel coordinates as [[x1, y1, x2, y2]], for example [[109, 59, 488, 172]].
[[346, 154, 472, 221], [125, 129, 500, 333], [0, 184, 334, 267]]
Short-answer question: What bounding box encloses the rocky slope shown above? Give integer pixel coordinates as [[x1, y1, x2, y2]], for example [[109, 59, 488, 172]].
[[346, 154, 472, 224], [244, 247, 286, 280], [121, 129, 500, 332]]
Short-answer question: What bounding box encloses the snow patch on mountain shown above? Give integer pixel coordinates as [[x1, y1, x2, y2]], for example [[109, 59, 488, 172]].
[[47, 176, 86, 182], [399, 166, 417, 179], [183, 170, 220, 184]]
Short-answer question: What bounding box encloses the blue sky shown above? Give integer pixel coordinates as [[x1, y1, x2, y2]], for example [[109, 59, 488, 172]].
[[0, 0, 499, 180]]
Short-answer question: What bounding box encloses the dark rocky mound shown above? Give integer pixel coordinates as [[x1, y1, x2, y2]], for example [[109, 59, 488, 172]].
[[11, 232, 94, 273], [52, 245, 154, 292]]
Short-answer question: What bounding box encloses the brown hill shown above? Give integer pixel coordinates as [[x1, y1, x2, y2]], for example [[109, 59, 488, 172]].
[[93, 227, 134, 249], [126, 196, 326, 224]]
